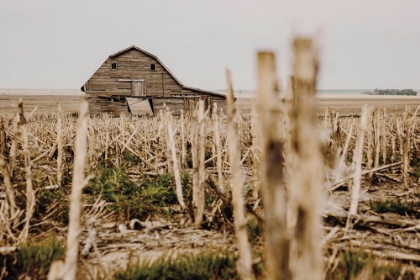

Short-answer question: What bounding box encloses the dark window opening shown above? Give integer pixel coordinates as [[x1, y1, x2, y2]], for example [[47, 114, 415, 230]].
[[111, 63, 117, 70], [150, 64, 156, 71]]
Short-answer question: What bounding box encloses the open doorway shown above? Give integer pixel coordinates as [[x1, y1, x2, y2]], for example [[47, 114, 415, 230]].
[[126, 97, 154, 117]]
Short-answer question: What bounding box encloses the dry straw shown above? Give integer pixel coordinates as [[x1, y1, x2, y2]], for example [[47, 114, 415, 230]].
[[402, 106, 410, 190], [57, 103, 63, 186], [0, 115, 5, 156], [18, 99, 35, 242], [288, 38, 324, 280], [348, 105, 368, 218], [213, 102, 225, 192], [192, 100, 206, 226], [61, 98, 89, 280], [257, 51, 290, 280], [166, 110, 186, 209], [250, 97, 260, 200], [226, 69, 253, 280]]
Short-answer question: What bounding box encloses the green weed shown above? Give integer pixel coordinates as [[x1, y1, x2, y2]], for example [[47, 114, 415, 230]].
[[15, 238, 65, 280], [336, 250, 372, 279], [410, 154, 420, 180], [122, 150, 139, 165], [84, 167, 179, 220], [113, 251, 238, 280], [372, 265, 414, 280], [328, 249, 414, 280], [38, 188, 69, 224], [370, 200, 417, 216], [181, 172, 191, 198], [248, 218, 261, 245]]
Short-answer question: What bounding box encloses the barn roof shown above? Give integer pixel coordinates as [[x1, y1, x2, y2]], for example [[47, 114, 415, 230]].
[[81, 45, 226, 98], [109, 45, 185, 86]]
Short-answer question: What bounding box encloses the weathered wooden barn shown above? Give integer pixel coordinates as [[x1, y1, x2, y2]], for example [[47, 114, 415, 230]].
[[80, 45, 227, 116]]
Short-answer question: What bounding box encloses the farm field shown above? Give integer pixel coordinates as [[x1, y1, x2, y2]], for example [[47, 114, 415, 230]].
[[1, 91, 420, 279]]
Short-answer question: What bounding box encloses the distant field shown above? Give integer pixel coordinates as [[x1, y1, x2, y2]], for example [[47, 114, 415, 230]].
[[315, 94, 420, 115], [1, 94, 420, 116], [0, 95, 83, 112]]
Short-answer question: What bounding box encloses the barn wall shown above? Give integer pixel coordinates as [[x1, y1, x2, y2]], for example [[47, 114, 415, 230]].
[[152, 95, 226, 115], [87, 96, 130, 117]]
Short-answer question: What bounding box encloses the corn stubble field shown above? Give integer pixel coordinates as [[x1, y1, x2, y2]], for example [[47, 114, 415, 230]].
[[2, 39, 420, 280]]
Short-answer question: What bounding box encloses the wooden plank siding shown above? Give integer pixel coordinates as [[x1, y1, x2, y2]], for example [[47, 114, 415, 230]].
[[87, 96, 131, 117], [152, 96, 226, 116], [81, 45, 227, 116]]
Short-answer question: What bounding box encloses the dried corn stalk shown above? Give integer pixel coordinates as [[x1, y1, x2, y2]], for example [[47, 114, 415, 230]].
[[18, 99, 34, 242], [288, 38, 323, 280], [0, 115, 5, 156], [57, 103, 63, 186], [167, 112, 186, 209], [213, 103, 224, 191], [349, 104, 368, 217], [402, 106, 410, 190], [226, 69, 252, 280], [192, 100, 206, 226], [257, 51, 290, 280], [61, 99, 89, 280]]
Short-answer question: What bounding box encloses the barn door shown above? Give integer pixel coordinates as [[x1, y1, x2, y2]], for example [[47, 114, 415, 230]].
[[131, 81, 145, 97]]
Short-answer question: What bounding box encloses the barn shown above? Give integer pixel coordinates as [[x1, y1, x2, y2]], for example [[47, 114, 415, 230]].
[[80, 45, 227, 116]]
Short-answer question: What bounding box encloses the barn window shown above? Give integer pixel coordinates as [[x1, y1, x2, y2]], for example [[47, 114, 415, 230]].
[[150, 64, 156, 71], [111, 63, 117, 70]]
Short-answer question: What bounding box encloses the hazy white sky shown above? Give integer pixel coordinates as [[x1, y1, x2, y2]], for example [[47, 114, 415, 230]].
[[1, 0, 419, 90]]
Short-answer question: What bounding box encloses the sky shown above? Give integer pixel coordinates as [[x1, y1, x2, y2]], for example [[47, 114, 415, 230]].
[[1, 0, 419, 91]]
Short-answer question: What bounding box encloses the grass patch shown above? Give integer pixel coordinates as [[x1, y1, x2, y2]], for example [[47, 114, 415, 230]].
[[122, 149, 139, 165], [329, 250, 414, 280], [2, 238, 66, 280], [38, 188, 69, 224], [370, 200, 417, 216], [410, 154, 420, 181], [84, 167, 179, 220], [248, 218, 261, 245], [113, 251, 238, 280], [335, 250, 372, 279]]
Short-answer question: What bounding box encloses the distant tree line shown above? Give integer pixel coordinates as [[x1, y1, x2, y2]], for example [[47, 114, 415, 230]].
[[362, 88, 417, 96]]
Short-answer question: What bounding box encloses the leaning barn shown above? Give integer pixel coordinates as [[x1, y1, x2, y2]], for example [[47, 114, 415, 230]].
[[81, 45, 227, 116]]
